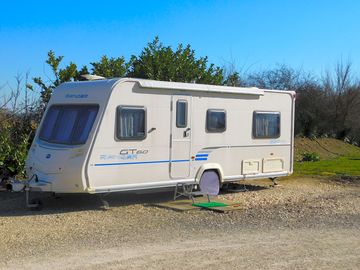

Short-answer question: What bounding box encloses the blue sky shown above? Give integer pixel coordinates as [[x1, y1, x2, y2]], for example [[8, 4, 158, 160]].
[[1, 0, 359, 88]]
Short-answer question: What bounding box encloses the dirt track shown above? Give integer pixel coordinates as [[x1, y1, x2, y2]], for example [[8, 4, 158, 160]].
[[0, 177, 359, 269]]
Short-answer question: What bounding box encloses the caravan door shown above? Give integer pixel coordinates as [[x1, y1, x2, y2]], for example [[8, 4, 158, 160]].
[[170, 96, 191, 178]]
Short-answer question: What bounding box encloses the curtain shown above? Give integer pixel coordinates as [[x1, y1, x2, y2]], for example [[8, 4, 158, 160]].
[[39, 105, 98, 144], [255, 113, 280, 138], [120, 109, 144, 138]]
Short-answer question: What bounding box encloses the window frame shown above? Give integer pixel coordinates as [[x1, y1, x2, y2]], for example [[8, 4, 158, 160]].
[[206, 109, 227, 133], [176, 99, 188, 128], [38, 104, 99, 146], [252, 111, 281, 139], [115, 105, 147, 141]]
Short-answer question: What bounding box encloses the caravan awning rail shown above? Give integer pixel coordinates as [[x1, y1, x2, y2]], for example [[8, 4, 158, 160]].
[[137, 79, 264, 96]]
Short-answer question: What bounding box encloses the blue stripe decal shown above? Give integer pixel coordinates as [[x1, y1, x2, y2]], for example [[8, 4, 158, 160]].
[[171, 159, 190, 163], [195, 154, 209, 157], [94, 159, 190, 167], [195, 158, 208, 161]]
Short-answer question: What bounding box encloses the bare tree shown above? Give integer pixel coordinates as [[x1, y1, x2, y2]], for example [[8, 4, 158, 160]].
[[247, 64, 302, 90], [321, 61, 360, 139]]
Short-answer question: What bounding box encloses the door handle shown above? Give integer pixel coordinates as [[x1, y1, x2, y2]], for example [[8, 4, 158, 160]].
[[148, 127, 156, 133], [183, 127, 191, 137]]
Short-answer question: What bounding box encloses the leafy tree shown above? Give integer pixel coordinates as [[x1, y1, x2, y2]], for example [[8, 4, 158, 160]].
[[91, 56, 128, 78], [128, 37, 223, 84], [223, 71, 243, 87], [33, 37, 225, 111]]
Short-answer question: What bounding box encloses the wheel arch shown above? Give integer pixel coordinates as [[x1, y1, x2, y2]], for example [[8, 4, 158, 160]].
[[195, 163, 224, 184]]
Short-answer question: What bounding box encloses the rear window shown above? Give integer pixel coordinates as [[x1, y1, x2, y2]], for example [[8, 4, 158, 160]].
[[253, 111, 280, 138], [39, 105, 99, 145]]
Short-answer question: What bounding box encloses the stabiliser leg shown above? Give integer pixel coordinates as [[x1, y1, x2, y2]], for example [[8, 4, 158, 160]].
[[25, 187, 43, 210], [269, 177, 278, 187], [97, 193, 110, 210]]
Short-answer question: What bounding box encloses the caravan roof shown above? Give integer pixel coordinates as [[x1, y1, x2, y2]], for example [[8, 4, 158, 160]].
[[59, 78, 267, 96]]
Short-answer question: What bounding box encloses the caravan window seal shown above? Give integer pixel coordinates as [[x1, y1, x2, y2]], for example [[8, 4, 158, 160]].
[[115, 105, 147, 141]]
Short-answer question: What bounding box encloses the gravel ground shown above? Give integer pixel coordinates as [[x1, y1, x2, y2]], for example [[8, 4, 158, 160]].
[[0, 177, 359, 269]]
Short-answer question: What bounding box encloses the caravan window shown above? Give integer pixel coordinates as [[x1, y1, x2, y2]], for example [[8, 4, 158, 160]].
[[176, 100, 188, 128], [39, 105, 99, 145], [206, 109, 226, 132], [253, 111, 280, 138], [116, 106, 146, 140]]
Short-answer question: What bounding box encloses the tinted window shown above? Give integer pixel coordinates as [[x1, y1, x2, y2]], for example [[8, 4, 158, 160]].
[[206, 109, 226, 132], [39, 105, 99, 145], [253, 112, 280, 138], [176, 100, 187, 128], [116, 106, 146, 140]]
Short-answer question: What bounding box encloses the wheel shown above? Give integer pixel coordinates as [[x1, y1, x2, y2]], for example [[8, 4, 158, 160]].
[[199, 170, 220, 196], [29, 199, 43, 211]]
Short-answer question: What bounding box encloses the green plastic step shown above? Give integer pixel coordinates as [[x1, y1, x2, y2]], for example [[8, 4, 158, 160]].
[[192, 201, 229, 208]]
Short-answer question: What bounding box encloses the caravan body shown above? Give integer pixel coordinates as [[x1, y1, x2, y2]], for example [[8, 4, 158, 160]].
[[25, 78, 295, 194]]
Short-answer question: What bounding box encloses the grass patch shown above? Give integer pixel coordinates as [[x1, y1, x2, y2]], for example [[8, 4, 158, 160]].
[[294, 156, 360, 176]]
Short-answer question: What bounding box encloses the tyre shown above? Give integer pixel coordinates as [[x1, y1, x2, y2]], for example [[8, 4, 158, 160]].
[[199, 170, 220, 196]]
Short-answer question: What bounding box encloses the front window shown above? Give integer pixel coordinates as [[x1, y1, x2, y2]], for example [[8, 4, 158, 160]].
[[39, 105, 99, 145]]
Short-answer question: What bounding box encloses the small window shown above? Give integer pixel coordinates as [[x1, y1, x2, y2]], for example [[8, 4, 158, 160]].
[[206, 109, 226, 132], [116, 106, 146, 140], [176, 100, 188, 128], [39, 105, 99, 145], [253, 112, 280, 138]]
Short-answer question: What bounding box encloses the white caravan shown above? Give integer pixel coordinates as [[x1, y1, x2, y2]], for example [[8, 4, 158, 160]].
[[17, 78, 295, 198]]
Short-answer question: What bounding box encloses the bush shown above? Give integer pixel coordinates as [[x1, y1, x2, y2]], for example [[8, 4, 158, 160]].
[[301, 152, 320, 162], [0, 122, 31, 179]]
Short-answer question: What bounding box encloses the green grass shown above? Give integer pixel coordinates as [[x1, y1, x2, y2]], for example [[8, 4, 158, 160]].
[[294, 156, 360, 176]]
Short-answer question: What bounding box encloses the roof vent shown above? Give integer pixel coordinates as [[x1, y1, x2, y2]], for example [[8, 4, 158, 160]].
[[81, 74, 106, 81]]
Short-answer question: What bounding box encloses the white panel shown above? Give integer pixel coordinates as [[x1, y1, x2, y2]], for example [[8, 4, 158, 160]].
[[263, 158, 284, 173], [242, 159, 261, 174]]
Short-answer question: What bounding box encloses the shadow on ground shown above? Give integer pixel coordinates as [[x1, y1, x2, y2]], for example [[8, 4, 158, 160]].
[[0, 182, 270, 216], [221, 183, 270, 193]]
